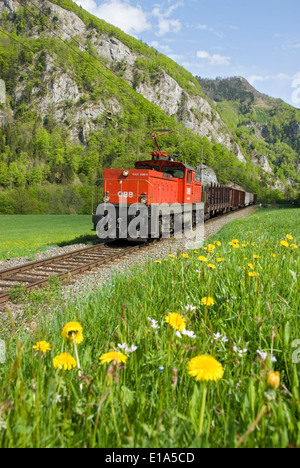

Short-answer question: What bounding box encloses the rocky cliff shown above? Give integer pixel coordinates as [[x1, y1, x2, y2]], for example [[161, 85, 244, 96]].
[[0, 0, 298, 202]]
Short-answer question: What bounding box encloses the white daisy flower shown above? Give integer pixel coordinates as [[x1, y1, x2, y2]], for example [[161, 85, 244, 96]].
[[257, 350, 268, 361], [182, 329, 197, 338]]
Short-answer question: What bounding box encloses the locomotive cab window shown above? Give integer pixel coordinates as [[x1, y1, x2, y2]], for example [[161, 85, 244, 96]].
[[186, 170, 193, 184], [136, 165, 159, 171], [161, 166, 184, 179]]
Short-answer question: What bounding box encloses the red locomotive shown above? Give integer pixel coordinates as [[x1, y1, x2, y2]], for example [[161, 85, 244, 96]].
[[92, 131, 256, 239]]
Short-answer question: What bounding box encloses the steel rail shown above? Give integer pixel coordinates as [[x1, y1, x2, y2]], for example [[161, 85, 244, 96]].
[[0, 205, 256, 304], [0, 241, 149, 304]]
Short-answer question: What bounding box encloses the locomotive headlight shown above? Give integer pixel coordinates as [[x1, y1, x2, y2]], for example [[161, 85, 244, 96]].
[[140, 196, 147, 204], [122, 170, 129, 177], [103, 195, 110, 202]]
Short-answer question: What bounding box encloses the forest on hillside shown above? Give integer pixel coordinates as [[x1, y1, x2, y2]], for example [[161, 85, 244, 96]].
[[197, 77, 300, 192], [0, 1, 298, 214]]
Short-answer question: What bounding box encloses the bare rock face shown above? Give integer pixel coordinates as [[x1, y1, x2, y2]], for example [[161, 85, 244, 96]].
[[196, 165, 219, 186], [0, 105, 13, 127], [273, 179, 285, 191], [135, 72, 246, 161], [251, 152, 273, 174], [91, 35, 138, 67], [31, 0, 87, 39], [0, 0, 246, 165], [0, 0, 18, 14]]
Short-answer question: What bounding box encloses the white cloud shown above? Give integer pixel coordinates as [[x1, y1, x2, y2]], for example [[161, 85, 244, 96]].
[[248, 73, 296, 85], [277, 73, 292, 80], [197, 24, 208, 30], [152, 3, 182, 37], [74, 0, 151, 36], [75, 0, 98, 10], [248, 75, 271, 84], [196, 50, 230, 66], [168, 53, 184, 62], [196, 24, 224, 39], [282, 40, 300, 49], [150, 41, 172, 53]]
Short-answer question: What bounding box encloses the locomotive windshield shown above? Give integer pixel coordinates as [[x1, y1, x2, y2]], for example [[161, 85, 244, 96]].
[[136, 165, 159, 171], [161, 166, 185, 179]]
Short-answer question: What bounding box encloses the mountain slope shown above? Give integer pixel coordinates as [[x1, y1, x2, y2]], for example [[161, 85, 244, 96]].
[[0, 0, 298, 214], [197, 76, 300, 196]]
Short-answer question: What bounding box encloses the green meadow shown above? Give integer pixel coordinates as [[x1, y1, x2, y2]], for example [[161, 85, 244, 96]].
[[0, 215, 94, 260], [0, 207, 299, 448]]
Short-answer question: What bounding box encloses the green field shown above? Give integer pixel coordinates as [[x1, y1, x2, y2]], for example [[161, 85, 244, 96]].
[[0, 207, 299, 448], [0, 215, 94, 260]]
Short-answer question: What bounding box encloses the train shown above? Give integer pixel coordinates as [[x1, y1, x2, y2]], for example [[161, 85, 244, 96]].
[[92, 131, 257, 240]]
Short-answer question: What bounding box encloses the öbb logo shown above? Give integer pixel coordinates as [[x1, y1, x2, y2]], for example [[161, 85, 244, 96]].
[[118, 191, 133, 198]]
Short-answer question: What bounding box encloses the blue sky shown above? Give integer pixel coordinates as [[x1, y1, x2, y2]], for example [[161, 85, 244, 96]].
[[74, 0, 300, 107]]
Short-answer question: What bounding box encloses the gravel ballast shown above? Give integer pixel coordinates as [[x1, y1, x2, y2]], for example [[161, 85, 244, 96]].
[[0, 206, 257, 324]]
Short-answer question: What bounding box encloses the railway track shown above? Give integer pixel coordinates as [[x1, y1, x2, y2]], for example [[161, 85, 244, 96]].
[[0, 205, 256, 305], [0, 241, 151, 304]]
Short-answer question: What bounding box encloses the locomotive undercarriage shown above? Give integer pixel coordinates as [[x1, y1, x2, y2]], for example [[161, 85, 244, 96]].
[[93, 203, 204, 241]]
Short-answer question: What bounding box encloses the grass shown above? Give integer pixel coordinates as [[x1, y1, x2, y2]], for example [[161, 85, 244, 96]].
[[0, 207, 299, 448], [0, 215, 95, 260]]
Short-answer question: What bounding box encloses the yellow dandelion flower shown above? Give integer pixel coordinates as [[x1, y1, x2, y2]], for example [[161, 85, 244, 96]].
[[168, 254, 175, 258], [232, 239, 239, 243], [208, 264, 216, 270], [247, 263, 254, 269], [215, 241, 221, 246], [229, 241, 239, 248], [272, 254, 276, 258], [201, 297, 215, 306], [32, 341, 51, 353], [99, 351, 128, 365], [165, 312, 186, 332], [181, 253, 189, 258], [194, 250, 198, 254], [217, 258, 225, 262], [280, 240, 289, 247], [53, 353, 77, 370], [267, 371, 280, 390], [286, 235, 293, 240], [163, 259, 168, 262], [253, 255, 261, 259], [61, 322, 83, 345], [248, 272, 259, 277], [208, 244, 216, 251], [203, 247, 208, 251], [198, 256, 208, 262], [187, 355, 224, 382], [155, 260, 162, 264], [290, 244, 298, 249], [251, 243, 256, 247]]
